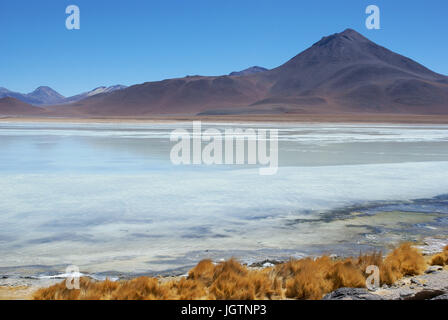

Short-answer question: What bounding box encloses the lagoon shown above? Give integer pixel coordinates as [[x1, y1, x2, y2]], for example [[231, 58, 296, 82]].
[[1, 122, 448, 278]]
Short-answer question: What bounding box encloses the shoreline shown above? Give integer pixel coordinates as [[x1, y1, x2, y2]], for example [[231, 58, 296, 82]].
[[2, 240, 447, 300], [3, 114, 448, 124]]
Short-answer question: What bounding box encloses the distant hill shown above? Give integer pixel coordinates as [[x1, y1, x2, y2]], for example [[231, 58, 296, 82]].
[[0, 87, 43, 105], [60, 85, 127, 104], [0, 85, 127, 106], [0, 97, 44, 115], [27, 86, 65, 105], [229, 66, 269, 76]]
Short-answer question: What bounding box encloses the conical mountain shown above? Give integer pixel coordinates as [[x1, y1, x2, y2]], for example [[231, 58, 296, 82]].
[[258, 29, 448, 112], [27, 86, 65, 105]]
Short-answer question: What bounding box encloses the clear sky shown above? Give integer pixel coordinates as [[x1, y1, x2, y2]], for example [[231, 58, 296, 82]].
[[1, 0, 447, 96]]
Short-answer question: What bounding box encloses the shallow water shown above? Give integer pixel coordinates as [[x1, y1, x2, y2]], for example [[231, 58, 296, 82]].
[[1, 122, 448, 278]]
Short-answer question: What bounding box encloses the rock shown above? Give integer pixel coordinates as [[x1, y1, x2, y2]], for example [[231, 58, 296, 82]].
[[323, 270, 448, 300], [249, 259, 282, 268], [323, 288, 383, 300], [425, 266, 443, 274], [431, 293, 448, 300], [402, 289, 446, 300], [399, 289, 415, 298], [262, 262, 274, 268]]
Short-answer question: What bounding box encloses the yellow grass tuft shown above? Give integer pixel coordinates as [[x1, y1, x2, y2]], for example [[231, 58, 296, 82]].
[[280, 256, 365, 300], [166, 278, 207, 300], [188, 259, 215, 286], [283, 257, 333, 300], [208, 259, 281, 300], [430, 245, 448, 266], [327, 259, 366, 290], [110, 276, 172, 300], [380, 243, 426, 285]]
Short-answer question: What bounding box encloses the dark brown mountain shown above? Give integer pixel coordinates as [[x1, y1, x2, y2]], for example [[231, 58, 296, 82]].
[[47, 75, 272, 116], [255, 28, 448, 114], [0, 97, 44, 115], [26, 29, 448, 116]]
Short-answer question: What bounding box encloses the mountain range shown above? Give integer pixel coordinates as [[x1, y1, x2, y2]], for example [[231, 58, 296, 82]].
[[0, 85, 127, 106], [1, 29, 447, 117]]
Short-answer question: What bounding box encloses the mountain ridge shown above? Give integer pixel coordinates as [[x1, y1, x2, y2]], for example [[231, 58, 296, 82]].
[[0, 85, 127, 106], [3, 28, 448, 117]]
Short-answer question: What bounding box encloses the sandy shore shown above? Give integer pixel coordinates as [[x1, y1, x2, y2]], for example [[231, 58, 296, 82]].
[[0, 278, 61, 300], [0, 286, 35, 300], [3, 113, 448, 124]]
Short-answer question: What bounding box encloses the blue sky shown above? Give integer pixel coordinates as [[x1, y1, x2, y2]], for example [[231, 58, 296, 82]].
[[1, 0, 447, 96]]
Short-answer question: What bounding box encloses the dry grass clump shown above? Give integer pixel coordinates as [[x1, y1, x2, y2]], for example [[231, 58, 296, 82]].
[[164, 278, 207, 300], [277, 256, 366, 300], [208, 259, 281, 300], [109, 277, 173, 300], [328, 260, 366, 290], [33, 243, 432, 300], [34, 278, 85, 300], [276, 243, 426, 299], [34, 259, 282, 300], [34, 277, 172, 300], [430, 245, 448, 266], [282, 257, 333, 300], [187, 259, 215, 286], [380, 243, 426, 285]]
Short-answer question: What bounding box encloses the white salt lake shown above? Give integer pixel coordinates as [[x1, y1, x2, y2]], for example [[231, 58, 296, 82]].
[[1, 122, 448, 278]]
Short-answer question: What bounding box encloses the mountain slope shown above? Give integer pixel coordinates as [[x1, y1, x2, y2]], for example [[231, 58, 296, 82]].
[[48, 76, 271, 116], [257, 28, 448, 113], [0, 88, 42, 105], [61, 85, 127, 104], [0, 86, 65, 106], [0, 97, 44, 115], [27, 86, 66, 105]]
